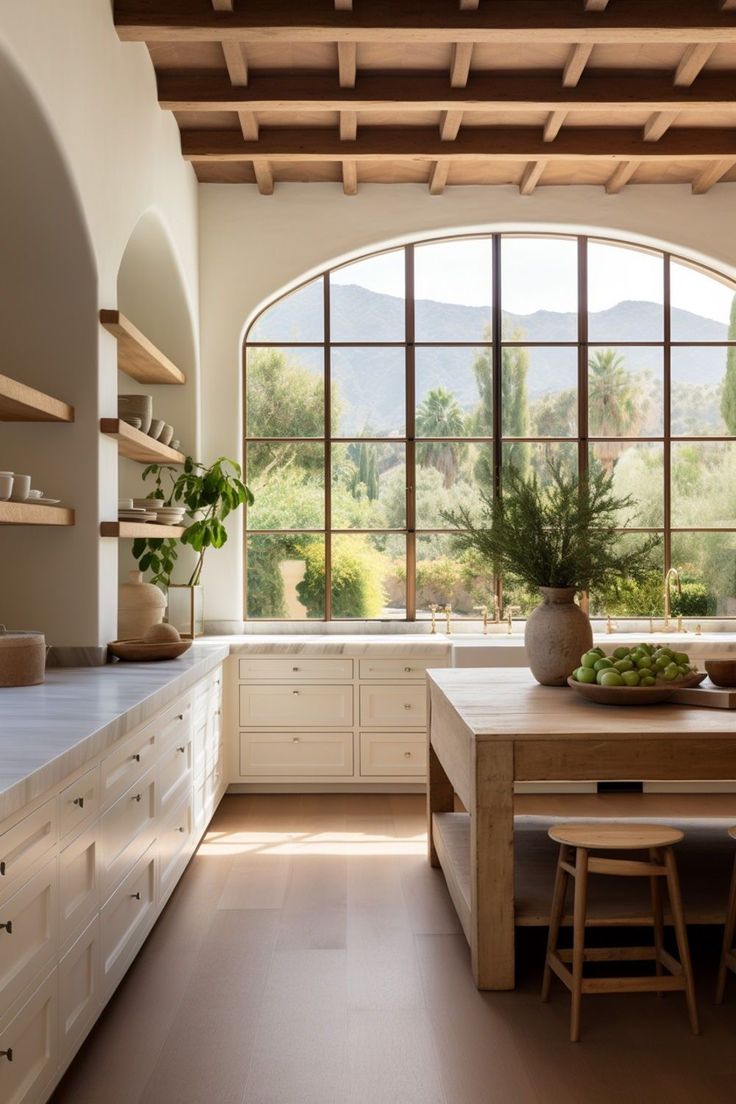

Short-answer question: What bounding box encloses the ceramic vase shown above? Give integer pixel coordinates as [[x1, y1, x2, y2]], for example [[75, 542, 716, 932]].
[[525, 586, 593, 686], [118, 570, 167, 640]]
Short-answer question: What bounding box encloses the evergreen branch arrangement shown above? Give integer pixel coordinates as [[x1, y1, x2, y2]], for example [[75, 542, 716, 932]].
[[442, 460, 660, 594]]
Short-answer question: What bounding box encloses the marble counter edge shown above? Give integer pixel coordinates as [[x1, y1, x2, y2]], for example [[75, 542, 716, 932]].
[[0, 645, 229, 824]]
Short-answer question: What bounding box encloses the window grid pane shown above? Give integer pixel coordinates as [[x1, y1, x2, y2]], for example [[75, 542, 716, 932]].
[[244, 235, 736, 620]]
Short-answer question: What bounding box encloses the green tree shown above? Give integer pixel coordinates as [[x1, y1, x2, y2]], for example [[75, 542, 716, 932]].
[[347, 441, 379, 500], [530, 388, 577, 437], [588, 348, 642, 469], [721, 294, 736, 433], [500, 330, 530, 479], [416, 386, 468, 487]]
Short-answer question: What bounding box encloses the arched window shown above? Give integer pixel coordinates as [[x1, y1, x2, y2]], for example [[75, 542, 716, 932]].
[[244, 234, 736, 622]]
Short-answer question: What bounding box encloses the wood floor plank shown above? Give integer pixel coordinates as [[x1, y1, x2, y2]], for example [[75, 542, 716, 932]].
[[217, 851, 291, 910], [277, 853, 348, 950], [347, 1008, 447, 1104], [400, 859, 464, 935]]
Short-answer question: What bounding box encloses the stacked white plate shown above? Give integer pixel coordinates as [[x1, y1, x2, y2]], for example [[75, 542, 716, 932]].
[[119, 506, 158, 522], [153, 507, 186, 526]]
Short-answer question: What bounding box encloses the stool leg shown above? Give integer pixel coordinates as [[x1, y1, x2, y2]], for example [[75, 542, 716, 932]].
[[663, 846, 700, 1035], [716, 854, 736, 1004], [570, 846, 589, 1043], [650, 847, 665, 997], [542, 844, 570, 1002]]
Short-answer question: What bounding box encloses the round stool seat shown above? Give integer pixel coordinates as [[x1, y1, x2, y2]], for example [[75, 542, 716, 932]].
[[548, 822, 683, 850], [728, 826, 736, 842]]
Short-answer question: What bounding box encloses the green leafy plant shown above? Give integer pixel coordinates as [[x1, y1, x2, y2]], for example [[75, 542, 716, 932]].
[[442, 460, 660, 595], [132, 457, 253, 589]]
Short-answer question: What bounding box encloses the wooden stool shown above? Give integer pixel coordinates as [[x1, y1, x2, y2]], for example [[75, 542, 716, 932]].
[[716, 826, 736, 1003], [541, 823, 699, 1041]]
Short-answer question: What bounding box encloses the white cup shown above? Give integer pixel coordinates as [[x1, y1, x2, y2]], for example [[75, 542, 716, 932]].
[[28, 489, 43, 499], [11, 474, 31, 501], [0, 474, 12, 501]]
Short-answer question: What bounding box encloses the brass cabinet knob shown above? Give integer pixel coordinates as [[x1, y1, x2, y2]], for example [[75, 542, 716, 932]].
[[130, 892, 141, 901], [0, 921, 12, 934], [404, 703, 412, 710], [0, 862, 5, 876], [132, 753, 141, 763], [176, 746, 186, 753], [404, 751, 412, 759], [72, 796, 85, 809], [132, 793, 142, 803], [0, 1048, 13, 1062]]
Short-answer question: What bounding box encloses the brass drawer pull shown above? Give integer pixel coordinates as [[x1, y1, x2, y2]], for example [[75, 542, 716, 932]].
[[132, 793, 142, 803], [176, 714, 184, 721], [178, 826, 186, 833], [404, 751, 412, 758], [73, 796, 85, 809], [176, 745, 186, 753], [404, 666, 412, 672], [130, 892, 141, 901], [0, 1048, 13, 1062], [404, 703, 412, 710], [292, 690, 299, 695], [0, 921, 12, 934], [132, 753, 141, 763], [0, 861, 7, 876], [292, 736, 300, 743], [292, 666, 300, 671]]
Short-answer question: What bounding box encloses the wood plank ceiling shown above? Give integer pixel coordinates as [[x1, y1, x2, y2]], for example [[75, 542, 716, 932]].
[[114, 1, 736, 196]]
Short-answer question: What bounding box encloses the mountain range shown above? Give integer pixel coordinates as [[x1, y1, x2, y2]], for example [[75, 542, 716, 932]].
[[251, 283, 733, 435]]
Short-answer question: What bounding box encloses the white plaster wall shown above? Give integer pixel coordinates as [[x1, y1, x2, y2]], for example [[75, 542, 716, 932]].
[[199, 181, 736, 627], [0, 0, 199, 646]]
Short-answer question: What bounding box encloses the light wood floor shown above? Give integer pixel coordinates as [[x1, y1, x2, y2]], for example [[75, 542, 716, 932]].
[[52, 794, 736, 1104]]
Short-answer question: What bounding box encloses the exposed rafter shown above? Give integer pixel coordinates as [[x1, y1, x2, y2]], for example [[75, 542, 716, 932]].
[[158, 71, 736, 114], [543, 110, 567, 142], [459, 0, 480, 10], [440, 110, 464, 141], [519, 160, 547, 195], [342, 159, 358, 194], [605, 159, 639, 193], [450, 43, 474, 88], [334, 0, 353, 9], [182, 126, 736, 163], [252, 159, 274, 195], [674, 43, 715, 87], [337, 41, 357, 87], [562, 44, 593, 87], [239, 112, 259, 141], [584, 0, 610, 9], [643, 110, 678, 142], [210, 0, 233, 10], [691, 158, 736, 193], [221, 42, 248, 85], [115, 2, 736, 45], [340, 111, 357, 140], [428, 161, 450, 195]]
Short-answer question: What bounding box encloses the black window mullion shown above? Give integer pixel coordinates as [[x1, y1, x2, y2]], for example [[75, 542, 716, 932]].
[[323, 274, 332, 621], [663, 253, 672, 578], [492, 234, 503, 614], [405, 245, 416, 621]]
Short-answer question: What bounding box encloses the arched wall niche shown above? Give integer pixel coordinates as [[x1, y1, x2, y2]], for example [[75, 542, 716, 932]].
[[0, 43, 101, 646], [115, 207, 200, 582]]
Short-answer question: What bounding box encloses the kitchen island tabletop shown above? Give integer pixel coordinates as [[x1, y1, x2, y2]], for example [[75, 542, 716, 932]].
[[426, 666, 736, 991]]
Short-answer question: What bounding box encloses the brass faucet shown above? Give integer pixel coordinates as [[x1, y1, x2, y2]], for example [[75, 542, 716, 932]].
[[664, 567, 687, 634], [606, 614, 619, 635], [503, 605, 521, 635], [473, 605, 489, 634], [443, 604, 452, 634], [428, 604, 439, 634]]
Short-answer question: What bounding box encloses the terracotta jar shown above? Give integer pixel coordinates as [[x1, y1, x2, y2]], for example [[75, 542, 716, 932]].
[[118, 570, 166, 641], [525, 586, 593, 686]]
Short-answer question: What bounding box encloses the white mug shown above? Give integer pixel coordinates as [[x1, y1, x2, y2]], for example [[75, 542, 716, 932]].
[[11, 474, 31, 501], [0, 474, 12, 501]]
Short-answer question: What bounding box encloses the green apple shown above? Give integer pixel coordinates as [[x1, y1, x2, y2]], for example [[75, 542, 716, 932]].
[[613, 646, 631, 660], [622, 670, 641, 687], [663, 663, 679, 681], [598, 670, 624, 687], [594, 658, 614, 672], [636, 655, 653, 669], [640, 675, 657, 687], [573, 666, 596, 684], [614, 659, 634, 673], [581, 651, 598, 669]]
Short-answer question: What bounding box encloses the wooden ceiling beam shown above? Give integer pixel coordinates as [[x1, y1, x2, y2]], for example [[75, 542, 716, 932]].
[[440, 110, 464, 141], [342, 159, 358, 194], [337, 41, 357, 87], [158, 70, 736, 113], [721, 1, 736, 10], [181, 126, 736, 162], [335, 0, 353, 9], [543, 110, 567, 141], [605, 159, 640, 193], [252, 159, 274, 195], [114, 1, 736, 45], [691, 158, 736, 194], [519, 160, 547, 195], [563, 43, 593, 87], [642, 110, 678, 142], [340, 111, 357, 140], [221, 41, 248, 85], [674, 43, 715, 86], [459, 0, 480, 8], [584, 1, 610, 9], [428, 161, 450, 195], [238, 111, 259, 140], [450, 43, 474, 88], [210, 0, 233, 10]]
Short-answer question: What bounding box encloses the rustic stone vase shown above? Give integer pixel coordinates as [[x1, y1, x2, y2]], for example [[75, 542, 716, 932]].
[[524, 586, 593, 686]]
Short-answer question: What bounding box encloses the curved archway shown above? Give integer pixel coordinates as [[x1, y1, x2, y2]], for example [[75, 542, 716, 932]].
[[0, 42, 100, 646], [243, 230, 736, 624]]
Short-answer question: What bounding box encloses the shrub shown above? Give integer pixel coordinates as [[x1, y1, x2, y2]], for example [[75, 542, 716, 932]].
[[297, 538, 386, 618]]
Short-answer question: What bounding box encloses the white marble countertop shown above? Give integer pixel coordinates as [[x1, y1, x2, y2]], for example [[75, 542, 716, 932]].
[[0, 644, 228, 823], [203, 634, 453, 657]]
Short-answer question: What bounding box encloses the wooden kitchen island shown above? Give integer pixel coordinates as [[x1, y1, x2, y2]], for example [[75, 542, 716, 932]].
[[427, 667, 736, 991]]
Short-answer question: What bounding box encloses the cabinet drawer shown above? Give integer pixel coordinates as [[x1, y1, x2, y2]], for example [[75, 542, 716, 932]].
[[157, 701, 192, 755], [100, 769, 156, 899], [240, 684, 353, 728], [100, 843, 156, 996], [358, 658, 436, 680], [159, 792, 193, 903], [100, 722, 156, 811], [59, 917, 100, 1061], [359, 684, 427, 727], [158, 732, 192, 816], [360, 733, 428, 777], [59, 766, 99, 841], [0, 799, 57, 900], [239, 657, 353, 681], [0, 969, 57, 1104], [59, 826, 98, 952], [0, 858, 57, 1012], [240, 731, 353, 777]]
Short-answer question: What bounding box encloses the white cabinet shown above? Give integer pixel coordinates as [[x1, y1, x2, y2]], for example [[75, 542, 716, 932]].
[[239, 657, 353, 680], [359, 683, 427, 727], [358, 658, 434, 679], [100, 769, 157, 899], [0, 859, 57, 1013], [360, 733, 427, 777], [100, 721, 157, 811], [0, 970, 57, 1104], [58, 917, 100, 1062], [240, 731, 353, 776], [59, 768, 99, 843], [0, 800, 57, 898], [239, 683, 353, 728], [58, 826, 98, 952], [158, 791, 194, 904], [100, 843, 156, 997]]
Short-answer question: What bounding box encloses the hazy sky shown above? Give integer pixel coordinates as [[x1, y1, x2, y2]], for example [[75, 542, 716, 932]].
[[329, 237, 735, 326]]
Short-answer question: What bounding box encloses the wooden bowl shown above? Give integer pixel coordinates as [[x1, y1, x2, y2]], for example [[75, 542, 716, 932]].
[[566, 672, 706, 706], [704, 660, 736, 688], [108, 639, 191, 662]]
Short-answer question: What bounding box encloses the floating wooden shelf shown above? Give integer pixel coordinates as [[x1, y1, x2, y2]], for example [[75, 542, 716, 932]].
[[99, 310, 186, 385], [0, 501, 74, 526], [100, 419, 185, 464], [101, 521, 186, 539], [0, 373, 74, 422]]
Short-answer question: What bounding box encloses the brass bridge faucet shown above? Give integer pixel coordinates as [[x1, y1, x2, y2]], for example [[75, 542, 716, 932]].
[[664, 567, 687, 634], [503, 605, 521, 635], [443, 604, 452, 634]]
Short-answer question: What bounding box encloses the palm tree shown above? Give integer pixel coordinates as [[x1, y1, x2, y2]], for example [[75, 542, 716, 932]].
[[416, 387, 467, 488], [588, 348, 643, 470]]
